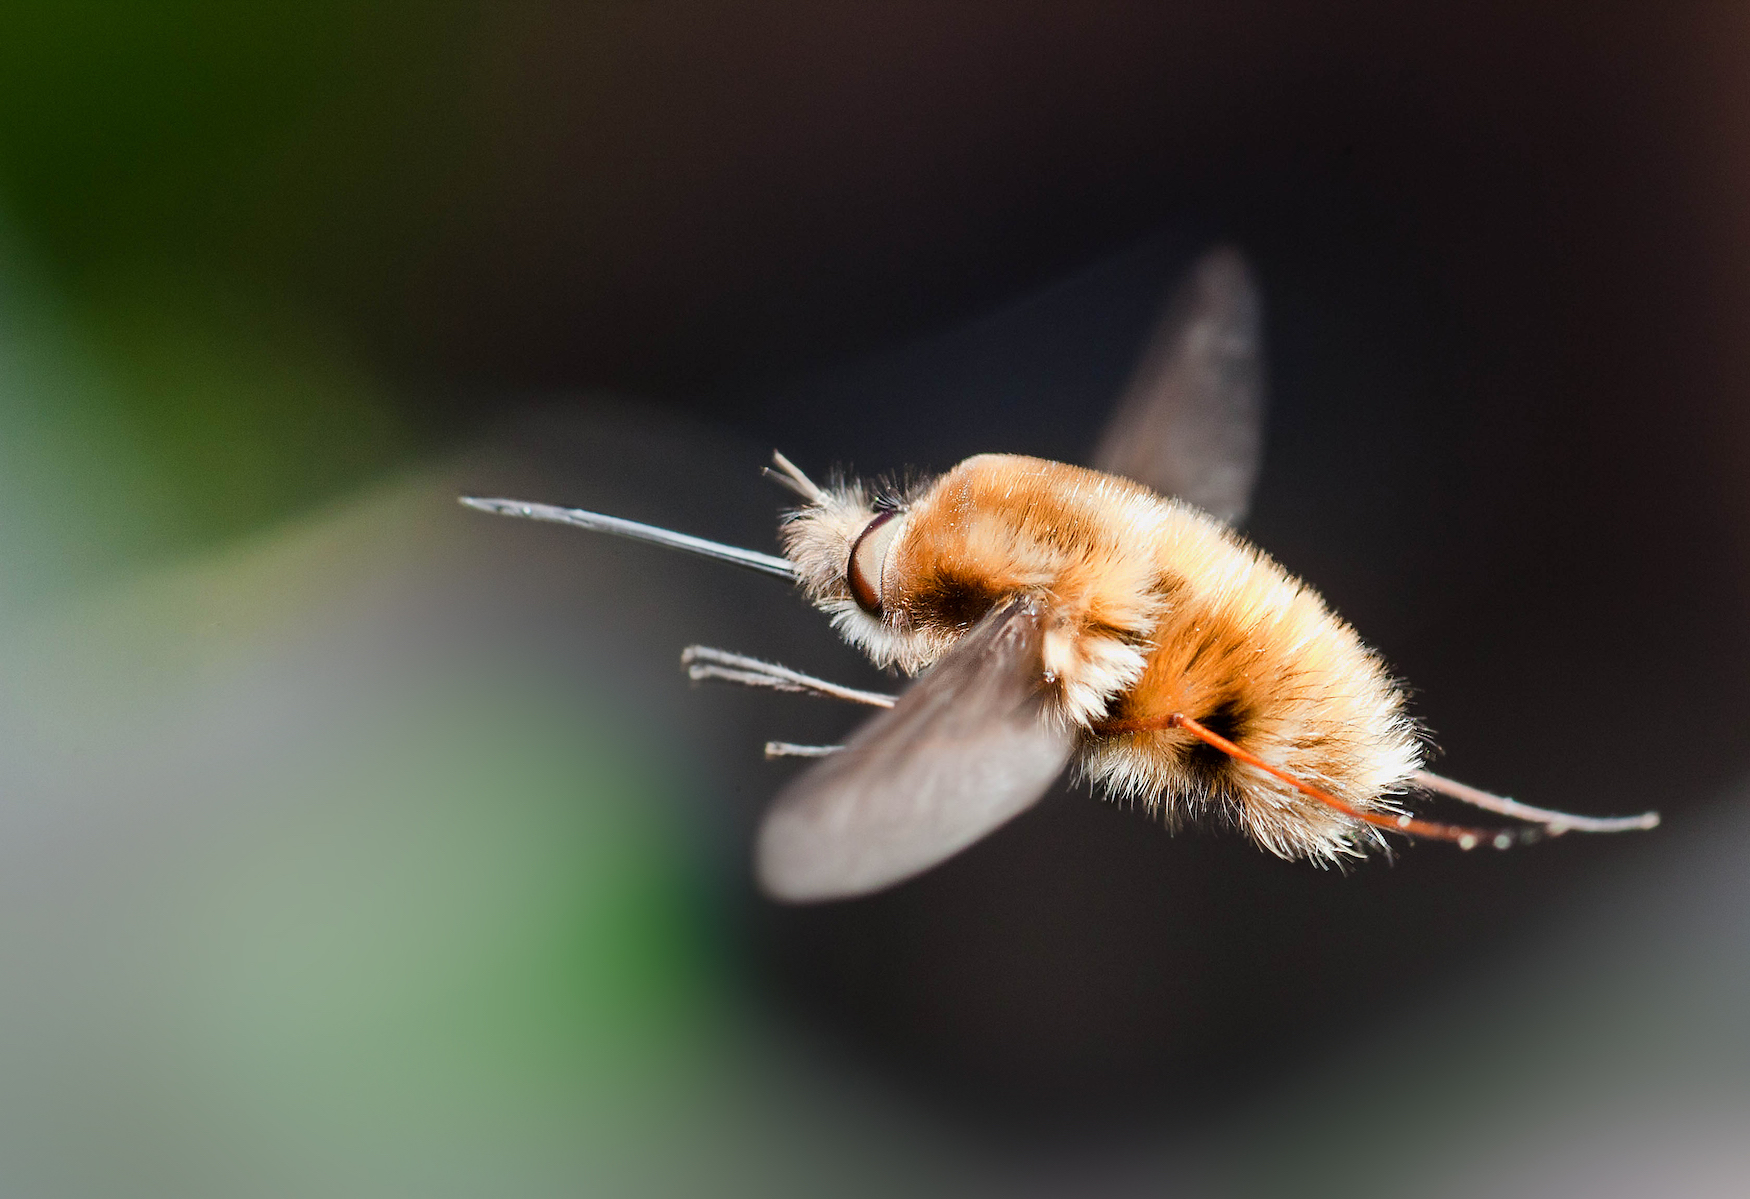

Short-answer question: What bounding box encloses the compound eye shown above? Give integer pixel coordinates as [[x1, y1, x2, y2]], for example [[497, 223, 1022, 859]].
[[846, 509, 902, 616]]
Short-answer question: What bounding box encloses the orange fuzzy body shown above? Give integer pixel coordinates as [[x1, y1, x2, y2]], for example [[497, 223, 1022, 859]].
[[782, 453, 1422, 863]]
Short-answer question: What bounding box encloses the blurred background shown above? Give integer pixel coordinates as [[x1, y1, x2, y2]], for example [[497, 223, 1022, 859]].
[[2, 3, 1748, 1195]]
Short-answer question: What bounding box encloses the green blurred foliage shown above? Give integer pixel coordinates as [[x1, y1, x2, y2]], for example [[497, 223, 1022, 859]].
[[0, 1, 475, 279], [0, 488, 736, 1194], [0, 1, 486, 577], [171, 691, 721, 1179]]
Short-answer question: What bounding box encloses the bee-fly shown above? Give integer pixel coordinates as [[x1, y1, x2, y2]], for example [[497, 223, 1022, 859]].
[[462, 248, 1657, 901]]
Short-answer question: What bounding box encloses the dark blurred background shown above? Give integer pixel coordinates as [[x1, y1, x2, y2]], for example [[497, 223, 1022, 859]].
[[2, 4, 1748, 1195]]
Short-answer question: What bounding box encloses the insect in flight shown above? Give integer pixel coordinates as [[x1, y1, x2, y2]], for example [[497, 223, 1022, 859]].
[[462, 247, 1658, 902]]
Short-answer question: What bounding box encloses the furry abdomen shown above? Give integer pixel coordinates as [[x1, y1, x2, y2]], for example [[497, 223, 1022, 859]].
[[900, 455, 1422, 864], [1072, 491, 1422, 865], [782, 452, 1421, 863]]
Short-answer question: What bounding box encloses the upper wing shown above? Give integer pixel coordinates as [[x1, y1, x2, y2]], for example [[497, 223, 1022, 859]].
[[755, 598, 1074, 902], [1090, 246, 1266, 524]]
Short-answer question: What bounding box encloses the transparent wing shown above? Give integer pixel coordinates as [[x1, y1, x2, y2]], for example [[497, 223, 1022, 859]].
[[1091, 246, 1266, 524], [755, 598, 1075, 902]]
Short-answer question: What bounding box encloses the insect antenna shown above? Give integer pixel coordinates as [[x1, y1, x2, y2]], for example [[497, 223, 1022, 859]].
[[763, 450, 826, 502]]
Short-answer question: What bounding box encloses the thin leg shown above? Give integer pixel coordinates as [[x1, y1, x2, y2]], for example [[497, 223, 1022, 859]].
[[1412, 770, 1659, 834], [681, 646, 895, 708], [1094, 712, 1538, 849], [682, 646, 884, 762], [765, 741, 844, 759]]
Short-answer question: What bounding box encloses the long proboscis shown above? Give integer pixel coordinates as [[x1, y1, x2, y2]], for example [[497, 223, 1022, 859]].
[[459, 496, 798, 581]]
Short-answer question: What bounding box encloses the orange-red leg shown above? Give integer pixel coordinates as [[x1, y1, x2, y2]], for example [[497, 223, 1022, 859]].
[[1090, 712, 1533, 849]]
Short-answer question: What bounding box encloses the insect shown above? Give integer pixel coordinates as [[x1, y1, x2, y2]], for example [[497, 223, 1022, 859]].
[[463, 248, 1658, 902]]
